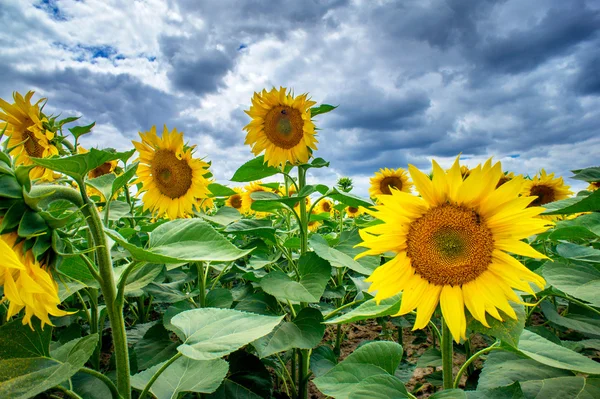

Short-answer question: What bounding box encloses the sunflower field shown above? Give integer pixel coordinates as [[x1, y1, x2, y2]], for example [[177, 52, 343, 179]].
[[0, 89, 599, 399]]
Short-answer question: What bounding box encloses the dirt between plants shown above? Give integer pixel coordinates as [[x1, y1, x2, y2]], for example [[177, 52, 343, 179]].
[[308, 320, 486, 399]]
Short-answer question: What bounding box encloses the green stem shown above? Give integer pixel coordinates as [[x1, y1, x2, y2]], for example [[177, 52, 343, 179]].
[[441, 319, 454, 390], [453, 342, 501, 388], [323, 299, 364, 321], [54, 386, 83, 399], [139, 352, 182, 399], [298, 167, 308, 255], [297, 349, 311, 399], [79, 367, 120, 399], [86, 288, 101, 370], [79, 184, 131, 399], [197, 262, 206, 307], [552, 293, 600, 317], [276, 353, 297, 398], [334, 324, 342, 357], [103, 200, 111, 226]]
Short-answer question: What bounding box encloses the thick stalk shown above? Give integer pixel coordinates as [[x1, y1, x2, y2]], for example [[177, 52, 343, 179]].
[[80, 187, 131, 399], [441, 319, 454, 390]]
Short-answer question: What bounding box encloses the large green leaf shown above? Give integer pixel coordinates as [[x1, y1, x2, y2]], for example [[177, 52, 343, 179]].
[[326, 187, 373, 208], [556, 242, 600, 263], [325, 294, 402, 324], [252, 307, 326, 358], [199, 206, 241, 226], [310, 104, 337, 117], [540, 301, 600, 337], [468, 303, 525, 348], [230, 155, 281, 182], [517, 329, 600, 374], [207, 379, 263, 399], [106, 219, 253, 264], [313, 341, 405, 399], [466, 382, 523, 399], [0, 174, 22, 199], [334, 229, 381, 273], [571, 166, 600, 183], [224, 219, 276, 242], [115, 263, 164, 297], [477, 351, 572, 391], [542, 190, 600, 215], [208, 183, 237, 197], [520, 376, 600, 399], [0, 334, 98, 399], [310, 234, 374, 275], [348, 374, 409, 399], [134, 324, 179, 371], [168, 308, 283, 360], [260, 252, 331, 302], [542, 261, 600, 307], [0, 318, 51, 359], [131, 357, 228, 399], [214, 350, 272, 398], [31, 148, 134, 181]]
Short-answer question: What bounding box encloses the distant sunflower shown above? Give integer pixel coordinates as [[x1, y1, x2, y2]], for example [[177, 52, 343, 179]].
[[293, 195, 312, 215], [315, 198, 333, 215], [369, 168, 412, 199], [0, 91, 58, 181], [345, 206, 362, 218], [308, 219, 321, 232], [521, 170, 572, 207], [357, 157, 551, 342], [133, 125, 211, 220], [225, 187, 244, 211], [0, 230, 70, 328], [587, 182, 600, 192], [496, 171, 515, 188], [244, 87, 317, 167], [242, 181, 273, 218]]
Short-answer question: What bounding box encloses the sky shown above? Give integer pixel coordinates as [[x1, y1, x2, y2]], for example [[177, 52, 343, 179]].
[[1, 0, 599, 196]]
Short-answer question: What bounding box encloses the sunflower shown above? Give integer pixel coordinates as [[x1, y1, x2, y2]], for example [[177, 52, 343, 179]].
[[133, 125, 211, 220], [356, 157, 551, 342], [369, 168, 412, 199], [225, 187, 244, 211], [496, 171, 515, 188], [0, 91, 58, 181], [587, 182, 600, 191], [0, 230, 70, 328], [244, 87, 317, 167], [308, 218, 321, 232], [293, 195, 312, 215], [521, 170, 572, 208], [345, 206, 363, 218], [315, 198, 333, 215], [242, 181, 273, 218]]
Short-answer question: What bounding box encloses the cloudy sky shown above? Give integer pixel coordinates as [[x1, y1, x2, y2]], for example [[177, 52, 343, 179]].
[[2, 0, 599, 196]]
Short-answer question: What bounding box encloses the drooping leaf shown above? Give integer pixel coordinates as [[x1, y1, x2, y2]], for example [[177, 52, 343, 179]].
[[325, 294, 402, 324], [199, 206, 241, 226], [168, 308, 284, 360], [68, 121, 96, 139], [310, 234, 374, 275], [570, 166, 600, 183], [252, 307, 326, 358], [542, 261, 600, 307], [310, 104, 337, 117], [542, 189, 600, 215], [131, 357, 228, 399], [556, 242, 600, 263], [230, 155, 281, 182], [208, 183, 237, 197], [224, 219, 276, 242], [540, 300, 600, 337]]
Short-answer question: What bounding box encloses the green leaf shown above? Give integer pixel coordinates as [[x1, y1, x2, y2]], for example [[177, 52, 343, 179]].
[[207, 379, 263, 399], [0, 334, 98, 399], [131, 357, 228, 399], [252, 307, 326, 358], [521, 377, 600, 399], [208, 183, 237, 197], [68, 121, 96, 139], [327, 188, 373, 208], [223, 350, 272, 398], [86, 173, 115, 202], [199, 206, 241, 226], [0, 201, 27, 233], [325, 294, 402, 324], [18, 209, 48, 238], [206, 288, 234, 309], [311, 346, 338, 378], [416, 348, 443, 368], [313, 341, 405, 399], [540, 301, 600, 336], [517, 329, 600, 374], [134, 324, 180, 371], [71, 371, 112, 399], [477, 351, 572, 391], [543, 189, 600, 214], [0, 318, 51, 359], [224, 219, 276, 242], [57, 116, 80, 127], [112, 162, 137, 194], [31, 148, 134, 181], [0, 174, 22, 199], [556, 242, 600, 263], [260, 252, 331, 302], [308, 157, 330, 169], [542, 261, 600, 307], [117, 263, 164, 297], [571, 166, 600, 183], [56, 256, 100, 290], [310, 104, 337, 117], [466, 382, 524, 398], [468, 302, 525, 348], [168, 308, 284, 360], [549, 226, 599, 242], [335, 229, 381, 273], [431, 389, 468, 399], [106, 219, 253, 264], [310, 234, 374, 275], [230, 155, 281, 182], [348, 374, 409, 399]]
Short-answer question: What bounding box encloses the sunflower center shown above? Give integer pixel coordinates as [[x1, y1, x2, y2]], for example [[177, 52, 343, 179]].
[[348, 206, 358, 213], [230, 194, 242, 209], [24, 130, 44, 158], [150, 149, 193, 199], [380, 176, 403, 195], [322, 202, 331, 212], [530, 185, 555, 206], [406, 204, 494, 286], [264, 106, 305, 149], [496, 175, 510, 188], [90, 162, 113, 179]]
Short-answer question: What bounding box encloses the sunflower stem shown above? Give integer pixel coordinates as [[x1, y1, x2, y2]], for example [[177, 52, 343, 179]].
[[79, 182, 131, 399], [297, 166, 311, 399], [453, 341, 501, 388], [441, 319, 454, 390], [197, 262, 207, 307]]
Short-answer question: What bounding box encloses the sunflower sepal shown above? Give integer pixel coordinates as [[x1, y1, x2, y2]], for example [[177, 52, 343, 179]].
[[15, 164, 34, 191]]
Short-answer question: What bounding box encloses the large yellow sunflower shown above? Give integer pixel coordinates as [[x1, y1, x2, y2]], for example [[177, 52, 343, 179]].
[[356, 157, 551, 342], [521, 169, 572, 207], [0, 91, 58, 181], [369, 168, 413, 199], [0, 230, 69, 328], [242, 181, 274, 217], [133, 125, 211, 220], [225, 187, 244, 212], [244, 87, 317, 167]]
